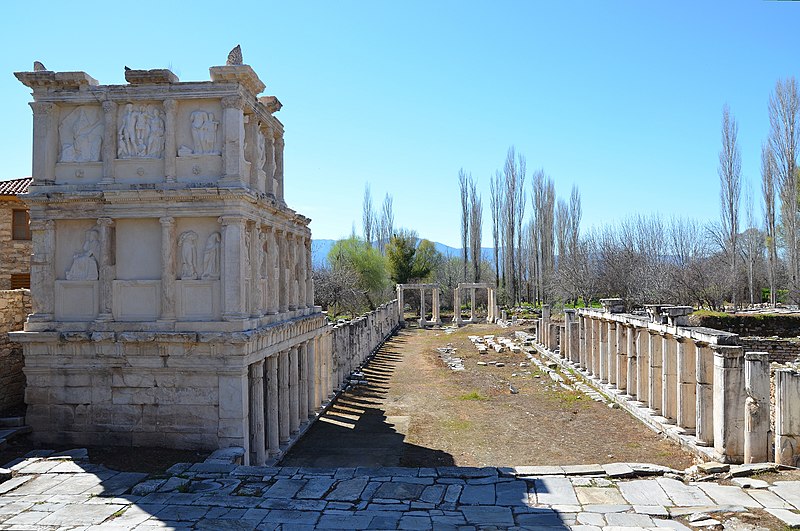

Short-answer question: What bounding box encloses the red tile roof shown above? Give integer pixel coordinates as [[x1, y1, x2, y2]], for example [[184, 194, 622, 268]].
[[0, 177, 32, 196]]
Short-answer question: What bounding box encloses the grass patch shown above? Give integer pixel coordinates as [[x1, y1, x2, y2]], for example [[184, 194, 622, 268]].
[[443, 419, 473, 430], [458, 390, 488, 401]]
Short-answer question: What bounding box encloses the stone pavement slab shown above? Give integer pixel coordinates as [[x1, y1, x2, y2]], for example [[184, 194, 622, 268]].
[[534, 476, 580, 505], [695, 483, 760, 508], [618, 479, 672, 506]]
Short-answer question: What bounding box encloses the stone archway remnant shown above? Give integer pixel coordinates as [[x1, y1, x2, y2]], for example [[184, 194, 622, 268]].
[[452, 283, 497, 325], [396, 283, 441, 328]]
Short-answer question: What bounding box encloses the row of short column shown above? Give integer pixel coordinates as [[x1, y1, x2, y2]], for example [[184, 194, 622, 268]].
[[570, 312, 800, 464]]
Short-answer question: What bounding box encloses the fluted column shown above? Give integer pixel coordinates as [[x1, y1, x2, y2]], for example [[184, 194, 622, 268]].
[[28, 219, 55, 322], [101, 100, 117, 184], [96, 217, 115, 321], [163, 99, 177, 183], [249, 360, 266, 465], [289, 346, 300, 434], [30, 102, 58, 185], [220, 215, 247, 320], [265, 355, 280, 456], [278, 350, 290, 444], [220, 95, 246, 187], [158, 217, 176, 321]]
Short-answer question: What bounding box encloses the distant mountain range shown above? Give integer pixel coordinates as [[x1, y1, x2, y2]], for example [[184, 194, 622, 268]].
[[311, 239, 494, 268]]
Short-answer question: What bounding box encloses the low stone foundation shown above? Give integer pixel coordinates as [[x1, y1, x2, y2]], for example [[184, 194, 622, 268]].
[[740, 337, 800, 364], [0, 289, 30, 415]]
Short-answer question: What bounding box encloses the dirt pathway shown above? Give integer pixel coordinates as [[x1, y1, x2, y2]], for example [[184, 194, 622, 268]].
[[281, 325, 695, 469]]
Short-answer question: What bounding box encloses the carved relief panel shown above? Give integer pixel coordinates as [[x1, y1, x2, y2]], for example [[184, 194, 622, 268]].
[[58, 106, 103, 163], [117, 103, 165, 159]]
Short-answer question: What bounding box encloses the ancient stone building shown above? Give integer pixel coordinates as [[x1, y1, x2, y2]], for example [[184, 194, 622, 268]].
[[11, 52, 331, 464], [0, 177, 33, 290]]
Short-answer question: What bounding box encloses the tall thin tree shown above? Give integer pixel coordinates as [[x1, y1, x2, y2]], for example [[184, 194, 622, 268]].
[[458, 169, 470, 282], [362, 183, 375, 247], [489, 171, 503, 290], [761, 142, 778, 306], [719, 104, 742, 309], [469, 178, 483, 281]]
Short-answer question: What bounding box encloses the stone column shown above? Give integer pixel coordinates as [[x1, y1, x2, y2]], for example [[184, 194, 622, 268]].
[[578, 315, 587, 370], [542, 305, 551, 346], [30, 102, 58, 185], [220, 215, 247, 320], [28, 219, 55, 322], [297, 236, 307, 310], [278, 350, 290, 444], [307, 338, 317, 418], [607, 321, 617, 386], [743, 352, 770, 464], [774, 368, 800, 466], [246, 115, 261, 190], [453, 287, 462, 325], [263, 124, 276, 196], [298, 342, 309, 426], [598, 320, 608, 382], [661, 334, 677, 423], [94, 218, 115, 321], [432, 288, 441, 324], [695, 343, 714, 446], [289, 346, 300, 434], [276, 230, 287, 313], [158, 217, 176, 322], [220, 95, 246, 187], [616, 323, 626, 392], [274, 134, 285, 202], [676, 338, 697, 430], [266, 227, 278, 315], [713, 345, 745, 462], [418, 287, 426, 327], [590, 317, 598, 376], [626, 325, 637, 397], [648, 331, 662, 414], [265, 355, 280, 456], [637, 328, 649, 402], [564, 310, 575, 361], [163, 99, 177, 183], [101, 100, 117, 184], [287, 234, 298, 311], [248, 360, 266, 465], [397, 285, 405, 325], [470, 288, 476, 321], [218, 371, 249, 462]]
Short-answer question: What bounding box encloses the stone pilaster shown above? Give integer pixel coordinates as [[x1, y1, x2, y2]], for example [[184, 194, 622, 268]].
[[744, 352, 770, 463], [287, 233, 298, 311], [774, 368, 800, 466], [163, 99, 177, 183], [277, 230, 287, 313], [661, 334, 677, 423], [598, 320, 608, 383], [713, 345, 745, 462], [648, 331, 662, 414], [263, 124, 275, 196], [695, 343, 714, 446], [96, 217, 115, 321], [274, 134, 285, 202], [101, 100, 117, 184], [28, 219, 55, 322], [297, 236, 307, 310], [637, 329, 649, 402], [246, 115, 261, 190], [220, 95, 246, 187], [265, 227, 278, 315], [30, 102, 58, 185], [248, 360, 266, 466], [626, 325, 637, 397], [249, 222, 261, 318], [676, 338, 696, 430], [615, 323, 626, 392], [219, 215, 247, 320], [607, 321, 617, 386], [266, 355, 280, 456]]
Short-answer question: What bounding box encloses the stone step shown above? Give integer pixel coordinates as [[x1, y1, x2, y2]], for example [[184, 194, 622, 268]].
[[0, 417, 25, 428], [0, 425, 31, 449]]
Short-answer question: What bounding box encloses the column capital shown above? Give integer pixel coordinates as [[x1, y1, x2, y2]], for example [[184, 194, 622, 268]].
[[159, 216, 175, 226], [30, 101, 56, 115], [97, 217, 115, 227], [218, 215, 247, 226], [221, 95, 245, 110]]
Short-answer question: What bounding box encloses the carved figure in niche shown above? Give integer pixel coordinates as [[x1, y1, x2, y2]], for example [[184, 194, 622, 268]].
[[178, 231, 199, 280], [183, 110, 219, 155], [259, 231, 268, 279], [256, 129, 266, 171], [59, 106, 103, 163], [66, 229, 100, 281], [201, 232, 221, 280], [245, 231, 252, 276], [117, 103, 166, 158]]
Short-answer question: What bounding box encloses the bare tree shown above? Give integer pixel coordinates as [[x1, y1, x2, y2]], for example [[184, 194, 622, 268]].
[[362, 183, 375, 247], [762, 142, 778, 306], [769, 77, 799, 304], [469, 178, 483, 281], [719, 104, 742, 309], [502, 148, 522, 303], [378, 193, 394, 254], [459, 169, 470, 282], [489, 171, 503, 290], [742, 182, 763, 305], [531, 170, 555, 303]]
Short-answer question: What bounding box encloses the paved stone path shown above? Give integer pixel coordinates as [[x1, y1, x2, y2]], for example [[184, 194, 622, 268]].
[[1, 450, 800, 529]]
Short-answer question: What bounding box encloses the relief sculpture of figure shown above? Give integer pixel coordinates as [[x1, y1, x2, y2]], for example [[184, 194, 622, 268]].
[[259, 231, 268, 279], [201, 232, 221, 280], [117, 103, 166, 158], [59, 107, 103, 163], [66, 229, 100, 281], [256, 129, 266, 171], [186, 110, 220, 155], [178, 231, 198, 280]]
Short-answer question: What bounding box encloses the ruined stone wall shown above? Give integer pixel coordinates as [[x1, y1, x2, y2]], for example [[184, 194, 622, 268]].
[[690, 313, 800, 338], [0, 289, 31, 414], [739, 337, 800, 364], [0, 199, 31, 290]]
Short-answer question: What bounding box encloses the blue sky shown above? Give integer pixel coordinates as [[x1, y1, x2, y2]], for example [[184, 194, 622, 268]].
[[1, 1, 798, 247]]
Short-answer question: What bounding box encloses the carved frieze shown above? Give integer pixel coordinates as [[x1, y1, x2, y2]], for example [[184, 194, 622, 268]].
[[117, 103, 165, 159], [179, 230, 199, 280], [66, 228, 100, 281], [59, 106, 103, 163], [201, 232, 221, 280]]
